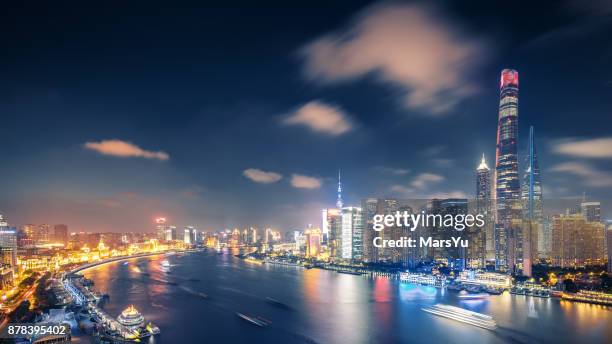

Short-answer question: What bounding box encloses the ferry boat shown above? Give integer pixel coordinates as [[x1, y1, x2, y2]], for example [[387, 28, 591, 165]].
[[265, 297, 290, 309], [236, 312, 271, 327], [265, 259, 302, 267], [561, 290, 612, 306], [485, 286, 503, 295], [244, 257, 265, 265], [399, 272, 446, 288], [117, 305, 145, 330], [458, 291, 489, 300], [422, 304, 496, 330]]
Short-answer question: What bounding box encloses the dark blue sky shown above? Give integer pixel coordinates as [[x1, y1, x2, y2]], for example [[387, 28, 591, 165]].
[[1, 0, 611, 232]]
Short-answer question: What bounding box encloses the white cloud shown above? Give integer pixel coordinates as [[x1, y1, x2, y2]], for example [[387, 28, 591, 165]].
[[553, 137, 612, 158], [411, 173, 444, 189], [390, 184, 414, 195], [428, 191, 469, 199], [290, 174, 322, 189], [84, 139, 169, 160], [243, 168, 283, 184], [374, 166, 411, 175], [300, 3, 487, 115], [421, 145, 446, 156], [550, 162, 612, 186], [432, 158, 454, 167], [283, 100, 353, 136]]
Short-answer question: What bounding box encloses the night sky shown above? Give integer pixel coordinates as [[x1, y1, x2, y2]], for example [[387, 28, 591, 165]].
[[1, 0, 611, 233]]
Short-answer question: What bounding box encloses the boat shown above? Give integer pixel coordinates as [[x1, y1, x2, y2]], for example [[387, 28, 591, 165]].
[[458, 292, 489, 300], [485, 286, 503, 295], [561, 290, 612, 306], [422, 304, 496, 330], [399, 272, 446, 287], [117, 305, 145, 330], [161, 260, 170, 267], [123, 262, 129, 266], [265, 297, 290, 309], [510, 287, 526, 295], [244, 257, 265, 265], [236, 312, 270, 327]]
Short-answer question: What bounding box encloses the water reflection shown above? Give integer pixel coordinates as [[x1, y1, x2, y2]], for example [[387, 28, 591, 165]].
[[82, 252, 612, 344]]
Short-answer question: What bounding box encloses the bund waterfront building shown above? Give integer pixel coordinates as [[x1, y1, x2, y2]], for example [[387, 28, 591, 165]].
[[493, 69, 523, 274]]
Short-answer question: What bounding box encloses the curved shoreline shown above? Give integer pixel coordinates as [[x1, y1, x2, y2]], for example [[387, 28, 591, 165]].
[[69, 251, 170, 274]]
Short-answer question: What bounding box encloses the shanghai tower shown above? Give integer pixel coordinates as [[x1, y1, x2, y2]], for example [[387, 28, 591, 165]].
[[493, 69, 522, 273]]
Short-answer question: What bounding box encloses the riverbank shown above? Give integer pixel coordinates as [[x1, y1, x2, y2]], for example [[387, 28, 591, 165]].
[[69, 251, 172, 274]]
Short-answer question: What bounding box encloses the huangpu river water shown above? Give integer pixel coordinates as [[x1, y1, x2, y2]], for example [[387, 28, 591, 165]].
[[82, 251, 611, 343]]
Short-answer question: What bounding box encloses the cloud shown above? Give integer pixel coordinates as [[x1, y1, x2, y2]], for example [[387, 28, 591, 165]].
[[420, 145, 446, 156], [243, 168, 283, 184], [374, 166, 411, 175], [550, 162, 612, 186], [390, 184, 414, 195], [299, 2, 487, 115], [84, 139, 169, 160], [553, 137, 612, 158], [432, 158, 454, 167], [428, 190, 469, 199], [283, 100, 353, 136], [411, 173, 444, 189], [290, 174, 322, 189]]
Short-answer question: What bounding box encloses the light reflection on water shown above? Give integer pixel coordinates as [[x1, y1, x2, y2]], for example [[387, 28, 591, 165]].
[[83, 251, 612, 344]]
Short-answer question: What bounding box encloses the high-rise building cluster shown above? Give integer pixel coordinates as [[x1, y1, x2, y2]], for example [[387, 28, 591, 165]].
[[307, 69, 607, 276]]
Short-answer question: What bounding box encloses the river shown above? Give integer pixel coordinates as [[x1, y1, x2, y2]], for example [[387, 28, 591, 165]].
[[82, 250, 611, 343]]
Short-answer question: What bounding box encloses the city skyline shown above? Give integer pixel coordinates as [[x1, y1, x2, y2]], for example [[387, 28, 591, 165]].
[[1, 0, 612, 233]]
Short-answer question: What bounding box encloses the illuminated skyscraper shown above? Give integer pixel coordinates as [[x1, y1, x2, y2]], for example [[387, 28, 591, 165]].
[[155, 217, 168, 241], [54, 224, 69, 246], [475, 155, 491, 266], [521, 126, 542, 276], [0, 215, 17, 273], [305, 227, 322, 258], [581, 201, 601, 223], [184, 226, 194, 244], [341, 207, 362, 260], [361, 198, 379, 263], [493, 69, 522, 273]]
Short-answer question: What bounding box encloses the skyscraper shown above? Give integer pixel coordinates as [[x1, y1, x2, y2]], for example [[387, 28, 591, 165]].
[[361, 198, 379, 263], [521, 126, 542, 276], [323, 208, 342, 259], [155, 217, 168, 241], [581, 201, 601, 222], [551, 214, 606, 268], [494, 69, 522, 273], [54, 224, 69, 246], [522, 126, 543, 221], [476, 154, 492, 265], [341, 207, 362, 260], [0, 215, 18, 274], [305, 227, 322, 258], [429, 199, 468, 270]]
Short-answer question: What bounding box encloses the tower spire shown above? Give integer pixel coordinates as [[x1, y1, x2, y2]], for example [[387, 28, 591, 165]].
[[477, 153, 489, 170], [336, 170, 343, 209]]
